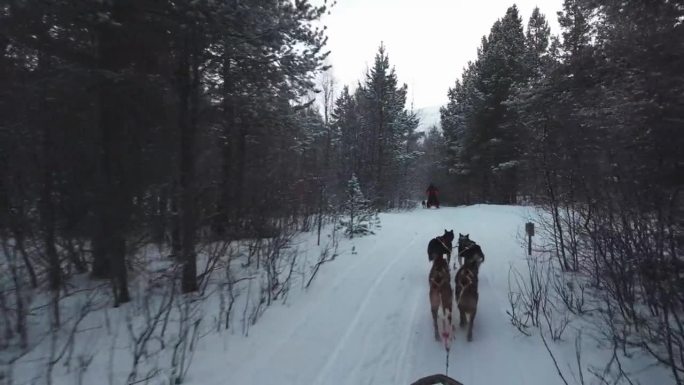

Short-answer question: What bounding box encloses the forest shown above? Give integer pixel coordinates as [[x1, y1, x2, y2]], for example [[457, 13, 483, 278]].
[[0, 0, 682, 384]]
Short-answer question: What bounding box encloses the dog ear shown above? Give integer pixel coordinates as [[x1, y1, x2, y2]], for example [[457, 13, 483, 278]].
[[466, 233, 469, 238]]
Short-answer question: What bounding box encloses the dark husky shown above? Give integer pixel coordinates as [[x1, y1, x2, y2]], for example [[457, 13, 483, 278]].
[[427, 230, 454, 265], [456, 233, 484, 269], [454, 263, 478, 341], [454, 233, 484, 341]]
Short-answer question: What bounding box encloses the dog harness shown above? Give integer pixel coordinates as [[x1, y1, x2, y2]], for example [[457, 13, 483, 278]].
[[456, 268, 476, 303], [430, 265, 450, 287], [457, 242, 476, 256], [436, 237, 452, 255]]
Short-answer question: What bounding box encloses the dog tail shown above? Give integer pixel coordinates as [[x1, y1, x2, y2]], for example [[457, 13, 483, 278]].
[[437, 308, 453, 348]]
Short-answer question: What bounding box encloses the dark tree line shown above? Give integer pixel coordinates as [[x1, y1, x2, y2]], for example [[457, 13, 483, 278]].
[[440, 5, 537, 204], [0, 3, 425, 354], [412, 125, 451, 204], [331, 44, 421, 209], [440, 2, 683, 381], [0, 0, 332, 312]]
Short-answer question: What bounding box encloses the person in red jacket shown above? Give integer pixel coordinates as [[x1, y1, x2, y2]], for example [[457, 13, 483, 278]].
[[426, 183, 439, 208]]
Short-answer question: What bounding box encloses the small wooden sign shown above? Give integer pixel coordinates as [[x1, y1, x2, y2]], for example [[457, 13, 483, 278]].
[[525, 222, 534, 255]]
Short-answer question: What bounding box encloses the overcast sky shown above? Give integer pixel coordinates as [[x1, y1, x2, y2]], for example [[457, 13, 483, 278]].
[[315, 0, 563, 109]]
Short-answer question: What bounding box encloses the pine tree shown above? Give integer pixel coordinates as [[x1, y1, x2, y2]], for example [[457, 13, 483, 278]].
[[329, 44, 419, 208], [333, 86, 362, 183], [525, 7, 551, 79], [441, 6, 528, 203], [340, 174, 375, 239], [438, 3, 684, 380], [557, 0, 593, 60], [211, 0, 329, 235], [0, 0, 331, 304], [355, 43, 418, 207]]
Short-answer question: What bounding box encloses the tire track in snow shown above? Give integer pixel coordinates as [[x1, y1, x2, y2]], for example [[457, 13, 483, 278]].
[[312, 232, 420, 385]]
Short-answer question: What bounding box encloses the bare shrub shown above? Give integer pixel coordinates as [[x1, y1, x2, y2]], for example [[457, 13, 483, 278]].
[[517, 193, 682, 384], [169, 296, 202, 385], [507, 253, 571, 342], [306, 231, 340, 289], [125, 277, 175, 384]]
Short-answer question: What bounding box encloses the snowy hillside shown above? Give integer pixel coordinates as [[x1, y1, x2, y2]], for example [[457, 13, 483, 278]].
[[416, 105, 442, 132]]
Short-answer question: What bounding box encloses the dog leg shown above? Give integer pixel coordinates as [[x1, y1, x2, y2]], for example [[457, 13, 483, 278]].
[[451, 296, 456, 333], [442, 290, 453, 332], [467, 309, 477, 341], [459, 308, 466, 328], [441, 293, 452, 337], [431, 307, 439, 341], [444, 308, 454, 341], [446, 308, 454, 338]]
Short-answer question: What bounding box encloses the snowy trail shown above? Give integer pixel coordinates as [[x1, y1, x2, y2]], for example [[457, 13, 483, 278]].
[[192, 205, 570, 385]]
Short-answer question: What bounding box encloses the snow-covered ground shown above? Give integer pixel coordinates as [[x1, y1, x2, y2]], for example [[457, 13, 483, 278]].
[[197, 205, 548, 385], [6, 205, 673, 385], [184, 205, 672, 385]]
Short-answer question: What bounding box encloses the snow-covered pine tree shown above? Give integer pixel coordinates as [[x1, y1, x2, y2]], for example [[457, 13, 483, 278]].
[[356, 43, 418, 208], [339, 174, 375, 238], [441, 5, 528, 204], [524, 7, 551, 79]]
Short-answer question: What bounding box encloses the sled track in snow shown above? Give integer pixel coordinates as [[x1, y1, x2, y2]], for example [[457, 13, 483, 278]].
[[249, 235, 393, 373], [312, 232, 421, 385], [395, 286, 424, 385]]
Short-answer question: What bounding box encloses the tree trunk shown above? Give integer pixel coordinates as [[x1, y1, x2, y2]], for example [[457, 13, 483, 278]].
[[170, 187, 182, 259], [376, 104, 385, 206], [541, 123, 569, 271], [215, 44, 234, 236], [42, 147, 60, 293], [177, 24, 199, 293], [2, 243, 27, 349], [235, 128, 247, 217], [94, 2, 132, 304], [8, 214, 38, 288], [35, 26, 61, 297], [110, 233, 130, 306]]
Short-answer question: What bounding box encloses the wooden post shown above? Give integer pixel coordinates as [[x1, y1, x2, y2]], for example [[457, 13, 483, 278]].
[[528, 234, 532, 256], [525, 222, 534, 256]]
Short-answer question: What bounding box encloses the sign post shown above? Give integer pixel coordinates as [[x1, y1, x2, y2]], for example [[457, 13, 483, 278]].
[[525, 222, 534, 256]]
